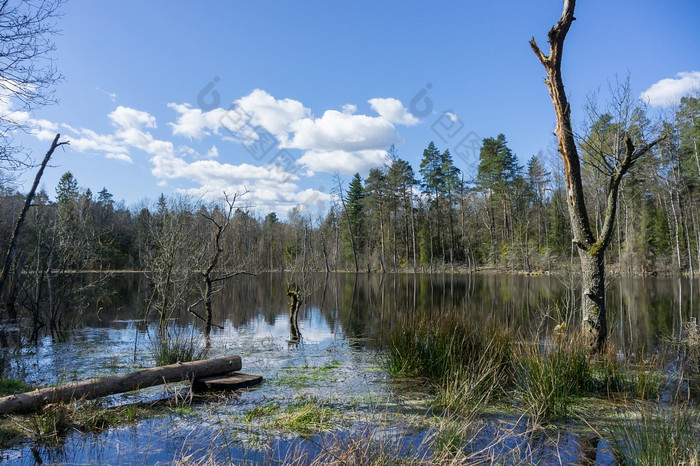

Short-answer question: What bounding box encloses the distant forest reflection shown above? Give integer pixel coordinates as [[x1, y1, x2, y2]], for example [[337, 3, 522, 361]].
[[61, 272, 700, 356]]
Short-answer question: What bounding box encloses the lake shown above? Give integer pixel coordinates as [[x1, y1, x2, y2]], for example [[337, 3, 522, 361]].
[[1, 272, 698, 464]]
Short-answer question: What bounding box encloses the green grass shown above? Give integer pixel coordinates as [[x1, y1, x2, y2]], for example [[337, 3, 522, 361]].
[[386, 313, 512, 383], [0, 378, 32, 396], [274, 360, 344, 389], [0, 400, 160, 449], [605, 405, 700, 465], [150, 330, 209, 366], [242, 400, 340, 437], [242, 402, 280, 422], [514, 335, 594, 421], [386, 313, 514, 419], [272, 402, 337, 437]]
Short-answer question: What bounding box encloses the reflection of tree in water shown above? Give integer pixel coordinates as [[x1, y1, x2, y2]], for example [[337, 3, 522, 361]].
[[287, 287, 302, 345], [41, 272, 700, 356]]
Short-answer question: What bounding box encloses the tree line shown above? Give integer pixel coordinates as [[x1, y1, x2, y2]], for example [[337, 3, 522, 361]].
[[0, 95, 697, 279], [0, 93, 698, 331]]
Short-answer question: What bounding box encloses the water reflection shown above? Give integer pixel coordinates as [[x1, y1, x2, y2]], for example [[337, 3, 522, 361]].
[[6, 272, 697, 355], [2, 272, 698, 464], [208, 272, 699, 354]]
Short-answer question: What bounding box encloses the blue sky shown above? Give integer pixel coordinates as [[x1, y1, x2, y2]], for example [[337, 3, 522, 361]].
[[11, 1, 700, 217]]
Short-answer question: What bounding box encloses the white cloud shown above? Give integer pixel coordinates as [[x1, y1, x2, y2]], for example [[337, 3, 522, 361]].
[[106, 152, 133, 163], [286, 109, 397, 152], [109, 106, 156, 129], [296, 149, 389, 175], [176, 179, 330, 215], [22, 89, 415, 213], [168, 90, 309, 144], [641, 71, 700, 107], [368, 98, 419, 125], [444, 111, 459, 122], [206, 145, 219, 158], [236, 89, 310, 142], [68, 128, 127, 157], [167, 103, 229, 139]]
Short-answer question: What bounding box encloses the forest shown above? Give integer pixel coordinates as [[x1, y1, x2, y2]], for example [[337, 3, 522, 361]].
[[2, 92, 698, 278], [3, 1, 700, 463]]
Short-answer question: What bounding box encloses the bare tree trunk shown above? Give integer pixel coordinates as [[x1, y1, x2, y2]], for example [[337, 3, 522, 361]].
[[668, 186, 683, 272], [410, 196, 417, 272], [1, 134, 67, 319], [530, 1, 663, 349], [320, 229, 331, 273]]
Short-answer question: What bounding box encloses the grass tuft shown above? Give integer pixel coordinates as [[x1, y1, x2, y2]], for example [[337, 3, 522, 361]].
[[514, 333, 593, 422], [151, 328, 209, 366], [605, 404, 700, 465], [386, 313, 512, 417]]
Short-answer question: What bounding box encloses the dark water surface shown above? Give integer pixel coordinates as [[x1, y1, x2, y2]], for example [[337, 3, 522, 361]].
[[2, 272, 698, 464]]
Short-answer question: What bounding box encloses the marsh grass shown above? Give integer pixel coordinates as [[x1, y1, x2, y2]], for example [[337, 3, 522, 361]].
[[0, 350, 32, 397], [274, 360, 344, 389], [386, 313, 513, 418], [151, 327, 209, 366], [385, 312, 676, 427], [605, 404, 700, 465], [514, 334, 594, 422], [0, 399, 160, 449], [272, 402, 337, 437], [0, 377, 32, 396], [634, 354, 665, 401], [242, 398, 340, 437], [242, 402, 280, 423], [590, 342, 626, 394], [27, 403, 74, 446]]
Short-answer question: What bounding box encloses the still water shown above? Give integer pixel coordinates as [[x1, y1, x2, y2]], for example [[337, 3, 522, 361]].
[[2, 272, 698, 464]]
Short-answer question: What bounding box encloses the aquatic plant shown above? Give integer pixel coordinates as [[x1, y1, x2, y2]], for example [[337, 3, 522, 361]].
[[386, 313, 512, 381], [513, 333, 594, 421], [150, 327, 209, 366], [605, 404, 700, 465]]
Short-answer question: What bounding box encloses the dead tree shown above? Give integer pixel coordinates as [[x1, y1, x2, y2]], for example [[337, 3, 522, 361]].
[[188, 191, 254, 336], [1, 134, 68, 319], [287, 285, 302, 343], [530, 0, 664, 350]]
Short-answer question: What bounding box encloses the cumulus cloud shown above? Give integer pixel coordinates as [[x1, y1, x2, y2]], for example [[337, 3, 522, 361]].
[[109, 106, 156, 129], [286, 109, 397, 152], [296, 149, 390, 175], [444, 111, 459, 122], [206, 145, 219, 158], [168, 103, 229, 139], [236, 89, 310, 142], [23, 89, 416, 213], [368, 98, 419, 125], [168, 89, 309, 143], [105, 153, 133, 163], [640, 71, 700, 107], [177, 179, 331, 215]]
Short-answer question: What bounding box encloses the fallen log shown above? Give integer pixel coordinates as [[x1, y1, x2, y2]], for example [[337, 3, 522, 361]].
[[0, 355, 242, 415]]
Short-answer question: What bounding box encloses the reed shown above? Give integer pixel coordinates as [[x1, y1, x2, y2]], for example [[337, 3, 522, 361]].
[[513, 333, 594, 421], [605, 404, 700, 465]]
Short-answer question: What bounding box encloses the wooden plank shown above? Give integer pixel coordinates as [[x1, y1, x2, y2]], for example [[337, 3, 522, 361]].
[[192, 372, 263, 392], [0, 356, 243, 415]]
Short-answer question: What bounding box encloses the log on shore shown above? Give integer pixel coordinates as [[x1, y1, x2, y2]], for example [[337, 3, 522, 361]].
[[0, 355, 242, 415]]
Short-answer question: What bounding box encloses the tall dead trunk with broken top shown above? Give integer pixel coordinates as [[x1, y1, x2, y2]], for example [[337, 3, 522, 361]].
[[530, 0, 664, 350]]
